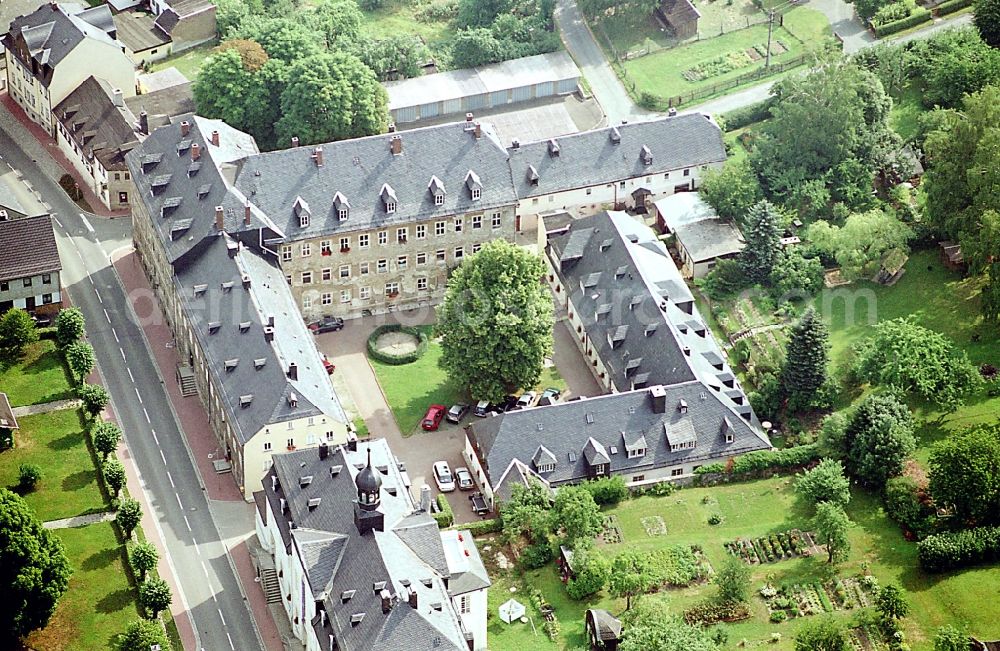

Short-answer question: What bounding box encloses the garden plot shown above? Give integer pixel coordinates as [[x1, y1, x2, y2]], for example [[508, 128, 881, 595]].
[[725, 529, 824, 564], [641, 515, 667, 536]]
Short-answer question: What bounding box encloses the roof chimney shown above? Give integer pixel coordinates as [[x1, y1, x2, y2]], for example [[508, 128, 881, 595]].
[[244, 201, 251, 226], [312, 146, 324, 166], [389, 136, 402, 155], [347, 431, 358, 452], [511, 139, 519, 150], [180, 120, 190, 137], [407, 587, 418, 609], [380, 589, 392, 614], [291, 136, 299, 148], [465, 112, 473, 122], [214, 205, 224, 231], [211, 130, 220, 146], [419, 484, 431, 513], [387, 123, 396, 133], [319, 442, 329, 460], [288, 362, 298, 381], [139, 110, 149, 135], [191, 142, 200, 161], [264, 326, 274, 343], [473, 122, 481, 139], [112, 88, 123, 107], [267, 314, 275, 327], [650, 385, 667, 413]]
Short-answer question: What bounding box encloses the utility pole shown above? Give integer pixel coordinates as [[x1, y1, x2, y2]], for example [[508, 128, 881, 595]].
[[765, 9, 775, 68]]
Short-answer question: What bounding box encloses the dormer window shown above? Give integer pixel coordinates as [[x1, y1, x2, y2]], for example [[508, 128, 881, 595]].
[[333, 191, 350, 221], [679, 399, 688, 414], [386, 201, 396, 214], [627, 447, 645, 459], [472, 188, 481, 200], [428, 176, 446, 206], [537, 462, 555, 473], [293, 196, 310, 228], [435, 194, 444, 206], [640, 145, 653, 166], [465, 170, 482, 201], [380, 183, 398, 214], [527, 165, 539, 186]]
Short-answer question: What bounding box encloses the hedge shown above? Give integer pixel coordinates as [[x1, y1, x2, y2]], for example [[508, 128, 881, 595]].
[[696, 444, 821, 479], [432, 493, 454, 528], [365, 324, 429, 365], [583, 476, 628, 505], [934, 0, 972, 15], [873, 8, 931, 37], [720, 98, 775, 132], [918, 526, 1000, 572], [452, 518, 502, 536], [36, 326, 58, 340]]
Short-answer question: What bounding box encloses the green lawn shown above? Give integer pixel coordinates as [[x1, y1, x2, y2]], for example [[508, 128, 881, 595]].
[[0, 409, 106, 522], [890, 83, 927, 141], [25, 523, 139, 651], [147, 42, 217, 81], [623, 8, 830, 100], [360, 2, 457, 64], [0, 339, 74, 406], [490, 476, 1000, 651]]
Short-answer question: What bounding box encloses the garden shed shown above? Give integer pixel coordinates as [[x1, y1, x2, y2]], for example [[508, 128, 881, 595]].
[[656, 0, 702, 39], [585, 609, 622, 651], [385, 51, 581, 125]]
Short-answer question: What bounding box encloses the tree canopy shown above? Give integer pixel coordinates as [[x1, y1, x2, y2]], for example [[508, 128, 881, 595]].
[[806, 209, 912, 281], [928, 423, 1000, 525], [796, 459, 851, 509], [975, 0, 1000, 47], [740, 200, 784, 284], [437, 240, 553, 403], [794, 617, 849, 651], [714, 556, 751, 604], [0, 308, 38, 356], [551, 485, 603, 547], [499, 479, 552, 543], [782, 307, 830, 410], [844, 393, 915, 488], [116, 619, 171, 651], [698, 159, 764, 224], [813, 501, 851, 563], [54, 307, 85, 348], [608, 550, 655, 610], [0, 488, 72, 640], [853, 318, 982, 410]]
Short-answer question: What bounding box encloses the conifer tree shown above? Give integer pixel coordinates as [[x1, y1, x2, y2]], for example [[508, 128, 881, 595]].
[[740, 200, 783, 283], [782, 307, 829, 409]]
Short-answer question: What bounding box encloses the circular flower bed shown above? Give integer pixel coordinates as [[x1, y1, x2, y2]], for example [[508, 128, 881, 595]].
[[366, 325, 428, 365]]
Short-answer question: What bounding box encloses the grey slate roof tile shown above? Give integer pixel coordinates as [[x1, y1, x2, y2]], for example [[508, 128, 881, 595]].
[[0, 215, 61, 282]]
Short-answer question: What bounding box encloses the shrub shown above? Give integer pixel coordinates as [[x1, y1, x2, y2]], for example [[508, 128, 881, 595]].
[[103, 458, 126, 498], [770, 609, 788, 623], [649, 545, 705, 586], [918, 526, 1000, 572], [645, 481, 676, 497], [78, 383, 110, 418], [117, 498, 143, 539], [55, 308, 86, 348], [59, 173, 83, 201], [584, 476, 628, 505], [708, 513, 723, 525], [519, 540, 553, 569], [729, 444, 822, 475], [873, 7, 931, 36], [884, 476, 934, 538], [565, 550, 610, 599], [684, 600, 751, 625], [18, 463, 42, 490], [455, 518, 501, 536], [366, 325, 429, 365], [720, 98, 775, 131], [433, 493, 454, 528], [935, 0, 972, 14], [695, 463, 726, 475]]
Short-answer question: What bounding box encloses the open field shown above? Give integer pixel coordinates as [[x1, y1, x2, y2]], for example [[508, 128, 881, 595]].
[[147, 42, 216, 81], [25, 522, 139, 651], [486, 475, 1000, 650], [360, 1, 457, 63], [0, 339, 74, 406], [0, 409, 105, 522]]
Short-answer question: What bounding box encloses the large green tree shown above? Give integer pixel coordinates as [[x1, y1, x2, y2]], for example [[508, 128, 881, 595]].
[[796, 459, 851, 509], [565, 548, 611, 600], [116, 619, 171, 651], [781, 307, 829, 410], [698, 158, 764, 224], [54, 307, 85, 348], [608, 550, 655, 610], [308, 0, 363, 49], [0, 308, 38, 356], [853, 317, 982, 411], [117, 498, 143, 540], [813, 501, 851, 563], [499, 479, 552, 543], [78, 383, 110, 419], [928, 423, 1000, 524], [276, 51, 387, 146], [975, 0, 1000, 46], [449, 28, 505, 68], [193, 48, 260, 132], [437, 240, 553, 403], [93, 421, 122, 460], [908, 29, 1000, 108], [739, 200, 783, 284], [65, 341, 95, 383], [233, 16, 322, 63], [551, 485, 602, 547], [0, 488, 72, 640], [139, 577, 172, 619], [806, 209, 913, 281], [875, 583, 909, 621], [844, 394, 915, 488], [794, 617, 849, 651], [713, 556, 751, 604]]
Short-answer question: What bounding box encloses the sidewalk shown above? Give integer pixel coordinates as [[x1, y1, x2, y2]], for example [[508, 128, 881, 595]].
[[43, 510, 115, 529], [0, 92, 128, 218], [11, 398, 81, 417], [112, 246, 284, 651]]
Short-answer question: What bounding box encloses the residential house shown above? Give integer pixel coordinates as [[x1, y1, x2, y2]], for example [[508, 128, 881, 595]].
[[508, 113, 726, 231], [255, 438, 490, 651], [2, 3, 135, 135], [0, 392, 18, 449], [652, 193, 745, 278], [233, 120, 519, 320], [110, 0, 216, 62], [0, 213, 62, 315], [54, 76, 140, 211], [125, 79, 195, 133], [126, 116, 349, 499], [465, 382, 772, 509]]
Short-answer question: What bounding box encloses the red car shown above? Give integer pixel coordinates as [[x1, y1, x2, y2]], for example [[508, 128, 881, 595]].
[[421, 404, 447, 431], [322, 354, 335, 375]]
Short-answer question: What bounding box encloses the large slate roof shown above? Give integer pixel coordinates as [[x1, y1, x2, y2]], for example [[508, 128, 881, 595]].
[[0, 214, 61, 282], [4, 3, 118, 87], [263, 440, 489, 651], [234, 121, 517, 239], [55, 76, 138, 171], [469, 383, 771, 488], [508, 113, 726, 199]]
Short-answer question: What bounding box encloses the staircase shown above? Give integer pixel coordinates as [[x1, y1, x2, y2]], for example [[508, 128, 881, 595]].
[[176, 364, 197, 397], [260, 568, 281, 604]]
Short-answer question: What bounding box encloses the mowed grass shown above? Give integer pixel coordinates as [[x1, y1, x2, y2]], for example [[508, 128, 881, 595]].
[[491, 476, 1000, 650], [0, 409, 105, 522], [890, 83, 927, 142], [25, 522, 138, 651], [624, 8, 830, 99], [360, 2, 456, 62], [147, 42, 217, 81], [0, 339, 74, 406]]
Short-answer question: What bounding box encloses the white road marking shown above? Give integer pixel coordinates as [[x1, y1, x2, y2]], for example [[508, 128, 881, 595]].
[[53, 217, 63, 228], [218, 609, 227, 627], [227, 631, 235, 649], [151, 429, 159, 446], [134, 387, 143, 404], [143, 407, 150, 423], [160, 450, 167, 465], [201, 561, 211, 580], [119, 346, 126, 360], [112, 328, 119, 343], [166, 471, 174, 487], [95, 289, 102, 303], [183, 515, 192, 532], [126, 366, 133, 382], [79, 213, 94, 233], [175, 493, 183, 510], [104, 308, 111, 323]]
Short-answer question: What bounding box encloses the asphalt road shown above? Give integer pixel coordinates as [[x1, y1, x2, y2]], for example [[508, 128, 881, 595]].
[[0, 125, 264, 651]]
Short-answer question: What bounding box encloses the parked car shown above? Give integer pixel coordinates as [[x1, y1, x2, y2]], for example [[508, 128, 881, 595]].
[[497, 395, 519, 413], [421, 404, 447, 431], [516, 391, 537, 409], [539, 387, 562, 403], [308, 316, 344, 334], [321, 354, 335, 375], [31, 314, 52, 328], [433, 461, 455, 492], [446, 403, 470, 423], [473, 400, 492, 417], [455, 467, 475, 491]]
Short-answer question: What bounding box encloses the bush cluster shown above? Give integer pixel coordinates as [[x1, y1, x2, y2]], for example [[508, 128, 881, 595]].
[[683, 600, 751, 625], [720, 99, 775, 131], [519, 540, 554, 569], [454, 518, 501, 536], [432, 493, 454, 528], [918, 526, 1000, 572], [583, 476, 628, 505], [702, 444, 821, 478], [366, 325, 429, 365], [873, 7, 931, 36], [934, 0, 972, 14]]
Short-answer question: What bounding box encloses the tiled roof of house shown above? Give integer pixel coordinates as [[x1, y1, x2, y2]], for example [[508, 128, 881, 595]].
[[469, 383, 771, 488], [0, 392, 19, 431], [125, 82, 195, 133], [508, 113, 725, 199], [263, 440, 489, 651], [55, 76, 139, 171], [654, 193, 745, 263], [114, 9, 170, 53], [0, 214, 61, 282]]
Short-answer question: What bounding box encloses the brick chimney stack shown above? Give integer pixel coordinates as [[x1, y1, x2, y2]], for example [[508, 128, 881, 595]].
[[390, 136, 402, 155], [210, 130, 220, 146], [312, 146, 324, 166], [291, 136, 299, 148], [244, 201, 251, 226], [214, 206, 224, 231], [180, 120, 190, 137], [191, 142, 200, 161]]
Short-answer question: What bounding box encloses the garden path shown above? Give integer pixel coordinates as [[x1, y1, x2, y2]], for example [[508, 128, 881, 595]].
[[11, 398, 82, 417], [43, 510, 115, 530]]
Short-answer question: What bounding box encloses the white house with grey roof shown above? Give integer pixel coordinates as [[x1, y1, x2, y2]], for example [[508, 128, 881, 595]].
[[653, 193, 745, 278], [465, 383, 772, 510], [126, 115, 349, 500], [255, 438, 489, 651]]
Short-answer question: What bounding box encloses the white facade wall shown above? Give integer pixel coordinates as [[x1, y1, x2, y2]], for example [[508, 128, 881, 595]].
[[243, 417, 348, 501], [6, 51, 51, 131], [463, 434, 493, 505], [0, 270, 61, 312], [453, 585, 488, 650]]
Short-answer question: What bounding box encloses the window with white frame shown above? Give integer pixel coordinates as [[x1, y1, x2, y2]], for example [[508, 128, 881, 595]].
[[416, 224, 426, 239], [321, 240, 332, 254], [338, 208, 348, 220], [416, 252, 427, 265], [360, 261, 370, 275], [321, 292, 332, 305], [434, 193, 444, 206], [339, 265, 350, 279], [385, 282, 399, 296], [301, 271, 313, 284], [472, 215, 482, 229], [459, 594, 471, 614], [302, 295, 312, 309], [359, 233, 370, 248], [281, 245, 292, 262], [471, 188, 481, 201], [386, 201, 397, 213], [472, 243, 482, 253], [339, 237, 350, 251], [377, 259, 388, 273], [417, 277, 427, 290], [627, 447, 646, 459], [263, 441, 272, 451], [360, 286, 371, 300], [454, 217, 463, 232], [378, 231, 387, 245], [325, 430, 336, 441], [435, 221, 446, 236], [436, 249, 446, 262], [285, 274, 292, 285], [299, 211, 310, 228], [396, 227, 407, 243], [397, 255, 408, 270], [287, 437, 295, 448], [671, 468, 684, 477], [340, 290, 351, 303], [301, 243, 312, 257], [491, 212, 501, 229], [683, 168, 690, 177], [454, 246, 464, 260], [322, 268, 332, 282]]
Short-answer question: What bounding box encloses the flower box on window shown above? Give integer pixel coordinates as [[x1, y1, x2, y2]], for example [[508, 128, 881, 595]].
[[340, 247, 350, 253], [387, 291, 399, 299], [321, 249, 332, 256]]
